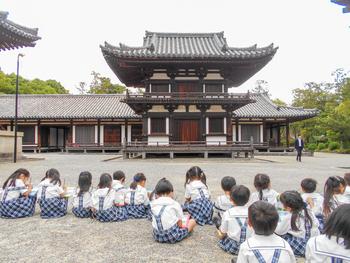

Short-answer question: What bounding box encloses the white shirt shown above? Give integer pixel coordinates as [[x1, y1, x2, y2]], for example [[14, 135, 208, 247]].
[[298, 138, 302, 147], [184, 180, 210, 201], [92, 188, 116, 210], [275, 209, 320, 239], [125, 185, 149, 205], [1, 179, 28, 201], [112, 180, 127, 205], [72, 188, 93, 208], [37, 179, 64, 199], [237, 234, 296, 263], [220, 206, 253, 241], [302, 192, 324, 216], [249, 189, 279, 206], [151, 196, 184, 231], [306, 235, 350, 262], [340, 186, 350, 204], [214, 194, 233, 218]]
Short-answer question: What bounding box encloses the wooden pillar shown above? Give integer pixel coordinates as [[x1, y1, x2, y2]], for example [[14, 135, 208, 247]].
[[277, 125, 281, 146], [168, 107, 174, 142], [262, 119, 266, 143], [142, 113, 148, 142], [235, 119, 239, 141], [97, 119, 101, 146], [286, 119, 290, 147], [69, 119, 73, 144], [10, 120, 14, 131], [226, 113, 232, 142], [199, 106, 207, 142], [37, 120, 41, 153]]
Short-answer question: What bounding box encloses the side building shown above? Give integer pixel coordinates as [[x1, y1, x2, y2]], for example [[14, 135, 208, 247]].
[[0, 93, 317, 157]]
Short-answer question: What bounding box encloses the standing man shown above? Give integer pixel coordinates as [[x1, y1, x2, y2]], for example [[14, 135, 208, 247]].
[[294, 135, 304, 162]]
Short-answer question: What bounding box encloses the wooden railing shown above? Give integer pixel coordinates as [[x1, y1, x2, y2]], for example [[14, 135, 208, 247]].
[[124, 140, 255, 148], [125, 91, 251, 100]]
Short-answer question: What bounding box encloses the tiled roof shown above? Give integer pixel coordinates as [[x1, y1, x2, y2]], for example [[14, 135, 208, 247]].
[[234, 93, 319, 119], [0, 11, 41, 51], [101, 31, 277, 59], [0, 94, 139, 119], [331, 0, 350, 13], [0, 93, 317, 120]]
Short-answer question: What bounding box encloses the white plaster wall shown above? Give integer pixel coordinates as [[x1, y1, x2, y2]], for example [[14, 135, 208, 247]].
[[206, 136, 227, 145], [148, 136, 169, 146]]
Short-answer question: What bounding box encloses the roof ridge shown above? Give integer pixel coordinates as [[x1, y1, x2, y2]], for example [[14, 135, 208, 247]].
[[145, 31, 225, 37], [0, 94, 127, 98]]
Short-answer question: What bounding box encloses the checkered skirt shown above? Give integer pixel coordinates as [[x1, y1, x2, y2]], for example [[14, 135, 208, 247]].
[[183, 198, 213, 226], [280, 233, 307, 257], [0, 196, 36, 219], [39, 197, 68, 219], [125, 204, 151, 219], [95, 206, 128, 222], [219, 236, 241, 255], [72, 207, 92, 218], [153, 223, 189, 243], [316, 214, 324, 233]]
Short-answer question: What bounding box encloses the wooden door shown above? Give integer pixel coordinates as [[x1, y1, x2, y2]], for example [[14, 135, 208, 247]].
[[174, 119, 200, 143], [175, 83, 199, 97], [104, 125, 121, 145]]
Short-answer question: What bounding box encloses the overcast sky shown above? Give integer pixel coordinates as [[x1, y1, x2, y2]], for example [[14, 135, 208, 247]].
[[1, 0, 349, 103]]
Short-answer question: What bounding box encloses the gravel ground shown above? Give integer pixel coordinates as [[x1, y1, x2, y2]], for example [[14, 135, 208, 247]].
[[0, 152, 349, 263]]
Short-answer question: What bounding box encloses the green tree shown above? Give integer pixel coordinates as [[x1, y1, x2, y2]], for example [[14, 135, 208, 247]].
[[272, 98, 287, 106], [0, 70, 69, 94], [290, 69, 350, 150], [251, 79, 270, 96], [88, 71, 126, 94]]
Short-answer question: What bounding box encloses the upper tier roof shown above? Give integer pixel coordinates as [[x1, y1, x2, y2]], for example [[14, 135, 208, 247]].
[[0, 93, 317, 121], [100, 31, 278, 87], [101, 31, 277, 59], [331, 0, 350, 13], [0, 11, 41, 51]]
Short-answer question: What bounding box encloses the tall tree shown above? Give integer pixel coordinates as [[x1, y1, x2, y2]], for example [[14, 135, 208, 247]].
[[88, 71, 126, 94], [251, 80, 270, 96]]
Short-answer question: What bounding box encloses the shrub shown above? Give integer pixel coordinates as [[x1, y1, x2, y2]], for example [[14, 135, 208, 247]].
[[328, 142, 340, 151], [306, 143, 317, 152], [337, 148, 350, 154], [317, 143, 327, 151]]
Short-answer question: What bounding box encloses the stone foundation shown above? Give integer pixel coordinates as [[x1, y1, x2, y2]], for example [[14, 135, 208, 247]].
[[0, 130, 23, 160]]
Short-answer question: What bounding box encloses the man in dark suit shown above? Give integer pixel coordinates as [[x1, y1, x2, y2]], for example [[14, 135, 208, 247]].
[[294, 135, 304, 162]]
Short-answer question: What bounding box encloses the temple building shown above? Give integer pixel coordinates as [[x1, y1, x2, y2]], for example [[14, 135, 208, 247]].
[[0, 32, 318, 158], [0, 11, 41, 51]]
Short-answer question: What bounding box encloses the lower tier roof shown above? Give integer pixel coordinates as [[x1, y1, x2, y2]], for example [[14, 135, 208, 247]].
[[0, 93, 318, 121]]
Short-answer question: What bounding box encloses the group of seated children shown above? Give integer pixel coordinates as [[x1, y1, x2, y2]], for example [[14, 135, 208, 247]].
[[0, 167, 349, 262]]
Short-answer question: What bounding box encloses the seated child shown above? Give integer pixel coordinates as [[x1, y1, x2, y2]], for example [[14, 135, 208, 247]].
[[72, 171, 93, 218], [151, 178, 196, 243], [323, 176, 346, 219], [301, 178, 324, 231], [112, 170, 127, 206], [92, 173, 128, 222], [37, 168, 68, 219], [305, 204, 350, 262], [250, 174, 279, 206], [0, 168, 35, 218], [213, 176, 236, 227], [125, 173, 150, 219], [183, 166, 213, 226], [218, 185, 252, 255], [237, 201, 296, 263], [275, 191, 320, 257]]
